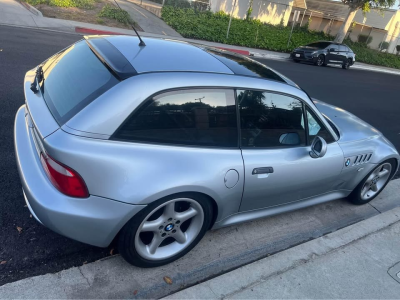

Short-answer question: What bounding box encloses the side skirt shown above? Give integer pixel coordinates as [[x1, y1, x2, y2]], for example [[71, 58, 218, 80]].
[[212, 190, 351, 230]]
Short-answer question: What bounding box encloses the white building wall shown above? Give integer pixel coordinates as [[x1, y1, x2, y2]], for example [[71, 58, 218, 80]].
[[210, 0, 294, 26]]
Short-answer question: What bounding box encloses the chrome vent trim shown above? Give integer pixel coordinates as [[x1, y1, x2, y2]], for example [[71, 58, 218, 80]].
[[344, 153, 373, 168]]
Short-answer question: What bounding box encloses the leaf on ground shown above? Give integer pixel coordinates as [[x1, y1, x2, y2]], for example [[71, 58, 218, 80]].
[[110, 248, 114, 255], [0, 261, 6, 265], [164, 276, 173, 285], [83, 261, 87, 265], [16, 227, 22, 233]]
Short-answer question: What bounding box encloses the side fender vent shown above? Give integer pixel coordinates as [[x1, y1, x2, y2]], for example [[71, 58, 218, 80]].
[[344, 153, 373, 168]]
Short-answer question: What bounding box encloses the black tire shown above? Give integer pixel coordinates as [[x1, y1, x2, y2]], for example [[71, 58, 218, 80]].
[[315, 55, 325, 66], [342, 58, 352, 69], [118, 192, 213, 268], [293, 59, 300, 63], [347, 159, 396, 205]]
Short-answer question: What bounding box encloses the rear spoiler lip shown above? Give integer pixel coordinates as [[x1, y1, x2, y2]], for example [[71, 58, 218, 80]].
[[84, 35, 137, 80]]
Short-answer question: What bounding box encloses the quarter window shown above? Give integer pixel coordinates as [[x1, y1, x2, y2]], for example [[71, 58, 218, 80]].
[[238, 90, 306, 148], [114, 89, 238, 147], [305, 107, 335, 144]]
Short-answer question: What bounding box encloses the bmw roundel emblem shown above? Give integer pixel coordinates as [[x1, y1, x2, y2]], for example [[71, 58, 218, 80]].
[[345, 158, 351, 167], [165, 224, 174, 231]]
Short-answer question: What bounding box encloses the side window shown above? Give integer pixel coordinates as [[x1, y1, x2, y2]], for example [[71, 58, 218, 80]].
[[339, 45, 346, 52], [114, 89, 238, 147], [330, 44, 339, 51], [238, 90, 306, 148], [305, 107, 335, 144]]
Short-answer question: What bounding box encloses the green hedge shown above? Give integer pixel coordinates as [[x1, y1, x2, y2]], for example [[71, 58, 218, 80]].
[[162, 6, 400, 69]]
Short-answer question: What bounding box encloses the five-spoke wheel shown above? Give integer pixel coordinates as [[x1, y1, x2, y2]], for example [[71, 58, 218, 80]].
[[119, 193, 212, 267], [348, 160, 395, 205]]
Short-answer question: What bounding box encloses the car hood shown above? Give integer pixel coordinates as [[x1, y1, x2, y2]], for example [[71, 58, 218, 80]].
[[313, 99, 382, 143]]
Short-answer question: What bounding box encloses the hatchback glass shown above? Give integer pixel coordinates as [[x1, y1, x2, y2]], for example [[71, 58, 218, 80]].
[[306, 42, 331, 49], [41, 40, 119, 124]]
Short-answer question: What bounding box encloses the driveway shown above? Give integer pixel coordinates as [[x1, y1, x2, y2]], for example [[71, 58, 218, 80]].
[[115, 0, 181, 37]]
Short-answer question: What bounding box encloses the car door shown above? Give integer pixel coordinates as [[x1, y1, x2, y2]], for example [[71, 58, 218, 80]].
[[338, 45, 347, 63], [237, 90, 344, 212], [326, 44, 340, 64]]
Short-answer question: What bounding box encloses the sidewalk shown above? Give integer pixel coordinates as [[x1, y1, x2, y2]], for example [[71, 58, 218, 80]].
[[167, 207, 400, 299], [1, 0, 400, 76]]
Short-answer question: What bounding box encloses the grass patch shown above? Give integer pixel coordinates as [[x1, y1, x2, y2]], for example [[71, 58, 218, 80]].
[[25, 0, 95, 9], [98, 4, 133, 25], [162, 6, 400, 69]]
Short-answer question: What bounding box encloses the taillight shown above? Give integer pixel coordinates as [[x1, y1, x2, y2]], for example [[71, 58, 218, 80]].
[[40, 153, 89, 198]]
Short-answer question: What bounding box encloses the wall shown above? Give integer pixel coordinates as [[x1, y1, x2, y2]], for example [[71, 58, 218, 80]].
[[210, 0, 294, 26]]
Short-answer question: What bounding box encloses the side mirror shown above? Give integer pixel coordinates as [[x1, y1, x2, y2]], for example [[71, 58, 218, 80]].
[[309, 136, 327, 158], [279, 132, 301, 146], [329, 48, 335, 52]]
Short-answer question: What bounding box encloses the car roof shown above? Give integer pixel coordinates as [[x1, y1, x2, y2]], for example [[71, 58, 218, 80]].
[[84, 35, 295, 86]]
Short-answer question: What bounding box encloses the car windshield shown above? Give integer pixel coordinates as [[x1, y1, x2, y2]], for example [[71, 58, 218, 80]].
[[40, 40, 119, 125], [305, 42, 331, 49]]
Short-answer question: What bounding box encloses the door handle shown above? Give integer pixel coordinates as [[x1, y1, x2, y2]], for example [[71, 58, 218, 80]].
[[252, 167, 274, 175]]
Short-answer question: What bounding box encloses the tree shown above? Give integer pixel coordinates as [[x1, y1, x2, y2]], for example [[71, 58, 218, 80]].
[[246, 0, 253, 21], [334, 0, 396, 43]]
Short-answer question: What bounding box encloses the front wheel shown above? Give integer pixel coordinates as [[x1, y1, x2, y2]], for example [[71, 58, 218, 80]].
[[315, 55, 325, 66], [348, 160, 395, 205], [118, 193, 213, 267], [342, 58, 352, 69]]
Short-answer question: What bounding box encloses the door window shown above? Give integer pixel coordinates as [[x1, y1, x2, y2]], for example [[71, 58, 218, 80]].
[[305, 107, 335, 144], [329, 44, 339, 51], [113, 89, 238, 147], [238, 90, 306, 148], [339, 45, 347, 52]]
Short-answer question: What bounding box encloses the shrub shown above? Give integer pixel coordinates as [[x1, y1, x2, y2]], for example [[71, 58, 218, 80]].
[[99, 4, 132, 24], [357, 34, 372, 45], [379, 41, 389, 51], [164, 0, 190, 8]]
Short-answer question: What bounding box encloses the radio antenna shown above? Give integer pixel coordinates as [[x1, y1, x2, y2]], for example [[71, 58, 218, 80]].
[[112, 0, 146, 46]]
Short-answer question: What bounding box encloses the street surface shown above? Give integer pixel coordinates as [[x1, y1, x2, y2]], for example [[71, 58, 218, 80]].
[[0, 25, 399, 288]]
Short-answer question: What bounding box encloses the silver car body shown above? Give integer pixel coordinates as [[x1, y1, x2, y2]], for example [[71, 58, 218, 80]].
[[14, 36, 399, 247]]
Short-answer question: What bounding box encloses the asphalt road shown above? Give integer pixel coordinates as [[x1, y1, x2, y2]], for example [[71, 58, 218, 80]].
[[0, 25, 399, 287]]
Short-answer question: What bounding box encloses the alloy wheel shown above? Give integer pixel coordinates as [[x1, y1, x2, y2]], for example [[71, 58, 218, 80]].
[[360, 163, 392, 200], [134, 198, 204, 260], [316, 55, 324, 66]]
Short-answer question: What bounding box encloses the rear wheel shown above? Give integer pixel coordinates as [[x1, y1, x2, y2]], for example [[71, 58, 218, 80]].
[[294, 59, 300, 63], [315, 55, 325, 66], [342, 58, 352, 69], [118, 193, 212, 267], [348, 160, 396, 205]]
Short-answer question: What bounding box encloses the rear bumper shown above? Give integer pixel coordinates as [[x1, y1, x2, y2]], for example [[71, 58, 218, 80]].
[[290, 53, 317, 63], [14, 105, 146, 247]]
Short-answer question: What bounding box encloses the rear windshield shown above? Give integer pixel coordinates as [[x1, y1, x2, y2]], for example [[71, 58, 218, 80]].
[[41, 40, 119, 124], [306, 42, 331, 49]]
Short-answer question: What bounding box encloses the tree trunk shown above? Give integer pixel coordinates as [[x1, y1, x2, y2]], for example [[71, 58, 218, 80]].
[[334, 7, 358, 43]]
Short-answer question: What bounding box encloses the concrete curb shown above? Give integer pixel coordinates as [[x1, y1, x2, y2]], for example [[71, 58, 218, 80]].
[[18, 1, 42, 17], [166, 206, 400, 299]]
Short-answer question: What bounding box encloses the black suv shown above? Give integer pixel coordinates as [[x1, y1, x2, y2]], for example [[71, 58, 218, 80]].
[[290, 41, 355, 69]]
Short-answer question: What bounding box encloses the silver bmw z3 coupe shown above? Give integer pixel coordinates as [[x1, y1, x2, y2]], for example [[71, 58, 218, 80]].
[[14, 35, 399, 267]]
